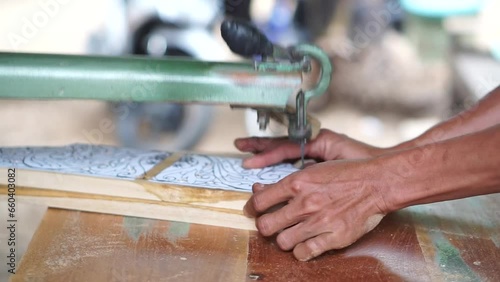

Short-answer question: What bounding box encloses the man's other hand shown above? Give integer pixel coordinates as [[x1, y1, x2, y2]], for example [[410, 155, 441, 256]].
[[234, 129, 384, 169]]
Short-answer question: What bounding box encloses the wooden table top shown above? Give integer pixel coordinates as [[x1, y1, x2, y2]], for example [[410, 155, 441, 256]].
[[12, 194, 500, 282]]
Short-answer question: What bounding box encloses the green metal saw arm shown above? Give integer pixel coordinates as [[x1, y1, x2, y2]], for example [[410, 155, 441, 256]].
[[0, 43, 332, 110], [0, 52, 304, 108]]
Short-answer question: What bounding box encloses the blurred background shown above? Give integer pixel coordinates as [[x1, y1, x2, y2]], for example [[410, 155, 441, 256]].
[[0, 0, 499, 152]]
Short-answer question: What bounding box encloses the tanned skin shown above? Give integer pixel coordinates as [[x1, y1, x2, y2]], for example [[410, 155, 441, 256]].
[[234, 86, 500, 261]]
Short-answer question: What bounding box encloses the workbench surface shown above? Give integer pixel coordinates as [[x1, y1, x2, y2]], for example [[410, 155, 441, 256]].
[[11, 194, 500, 282]]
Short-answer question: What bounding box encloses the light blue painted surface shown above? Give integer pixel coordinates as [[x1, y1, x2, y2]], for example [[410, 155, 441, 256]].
[[402, 0, 485, 17], [165, 222, 191, 243], [492, 45, 500, 61], [122, 217, 156, 242]]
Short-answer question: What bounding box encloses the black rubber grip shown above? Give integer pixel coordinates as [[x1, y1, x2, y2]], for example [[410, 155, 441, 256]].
[[220, 19, 273, 58]]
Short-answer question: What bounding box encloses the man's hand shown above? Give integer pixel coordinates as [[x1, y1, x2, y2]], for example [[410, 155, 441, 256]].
[[237, 86, 500, 262], [244, 160, 389, 261], [234, 129, 384, 168]]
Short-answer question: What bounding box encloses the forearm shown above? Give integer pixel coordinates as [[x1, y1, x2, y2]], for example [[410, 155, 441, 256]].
[[393, 86, 500, 151], [377, 124, 500, 212]]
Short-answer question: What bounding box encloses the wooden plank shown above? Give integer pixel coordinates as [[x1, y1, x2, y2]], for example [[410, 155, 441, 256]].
[[2, 146, 499, 280], [408, 196, 500, 281], [0, 201, 47, 282], [0, 146, 295, 230], [246, 195, 500, 281], [0, 166, 256, 230], [0, 187, 256, 231], [0, 169, 161, 201], [247, 212, 431, 281], [12, 195, 500, 281], [0, 168, 251, 210], [13, 209, 249, 282]]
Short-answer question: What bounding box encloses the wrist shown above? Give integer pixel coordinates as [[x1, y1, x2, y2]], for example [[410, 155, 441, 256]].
[[372, 128, 500, 212], [386, 139, 417, 153], [388, 126, 445, 153], [361, 157, 400, 214], [367, 147, 430, 213]]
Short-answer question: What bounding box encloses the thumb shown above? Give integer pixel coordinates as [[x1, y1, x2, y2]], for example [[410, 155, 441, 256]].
[[242, 143, 301, 168]]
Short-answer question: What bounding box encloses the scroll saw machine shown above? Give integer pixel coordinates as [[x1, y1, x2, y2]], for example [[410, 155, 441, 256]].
[[0, 20, 332, 166]]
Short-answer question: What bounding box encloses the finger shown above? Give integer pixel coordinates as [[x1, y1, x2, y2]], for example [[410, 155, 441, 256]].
[[276, 222, 311, 251], [243, 183, 270, 218], [252, 182, 266, 193], [276, 213, 329, 251], [293, 232, 336, 261], [243, 196, 258, 218], [242, 133, 341, 169], [302, 161, 318, 169], [242, 143, 301, 168], [276, 222, 305, 250], [234, 138, 257, 152], [243, 181, 293, 217], [234, 137, 288, 153], [255, 200, 307, 237]]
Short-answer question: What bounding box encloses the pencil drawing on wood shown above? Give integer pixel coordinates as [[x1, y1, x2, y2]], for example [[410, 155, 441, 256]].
[[0, 144, 170, 180], [0, 144, 297, 191], [151, 154, 297, 191]]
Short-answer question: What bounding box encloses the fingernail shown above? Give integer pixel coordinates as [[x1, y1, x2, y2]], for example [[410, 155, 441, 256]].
[[242, 203, 255, 218], [234, 138, 244, 147], [252, 182, 265, 192], [242, 158, 255, 168], [298, 256, 313, 262], [297, 251, 317, 261]]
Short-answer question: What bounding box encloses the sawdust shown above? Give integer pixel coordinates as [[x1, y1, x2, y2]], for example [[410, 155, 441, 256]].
[[43, 212, 124, 272]]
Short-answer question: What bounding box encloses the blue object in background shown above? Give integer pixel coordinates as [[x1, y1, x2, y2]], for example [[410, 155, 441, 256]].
[[401, 0, 485, 17], [492, 46, 500, 61]]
